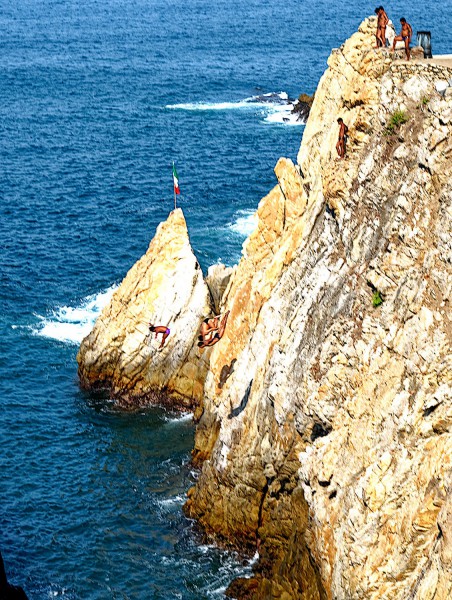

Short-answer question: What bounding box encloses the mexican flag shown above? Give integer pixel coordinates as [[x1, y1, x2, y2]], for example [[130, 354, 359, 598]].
[[172, 163, 180, 195]]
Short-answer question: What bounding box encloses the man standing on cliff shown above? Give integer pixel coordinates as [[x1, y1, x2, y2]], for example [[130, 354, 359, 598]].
[[392, 18, 413, 60], [375, 6, 389, 48], [336, 118, 349, 159]]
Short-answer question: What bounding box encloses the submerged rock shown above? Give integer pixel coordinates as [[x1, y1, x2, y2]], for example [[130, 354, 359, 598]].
[[77, 208, 213, 409]]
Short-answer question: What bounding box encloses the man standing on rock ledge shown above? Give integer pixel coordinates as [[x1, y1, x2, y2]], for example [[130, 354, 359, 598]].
[[374, 6, 389, 48], [392, 17, 412, 60], [336, 118, 349, 159]]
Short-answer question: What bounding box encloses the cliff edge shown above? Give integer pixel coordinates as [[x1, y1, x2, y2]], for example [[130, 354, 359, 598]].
[[77, 16, 452, 600], [185, 17, 452, 600]]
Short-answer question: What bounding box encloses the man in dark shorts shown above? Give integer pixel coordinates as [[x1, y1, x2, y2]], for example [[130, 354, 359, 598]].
[[198, 311, 230, 348], [336, 118, 349, 159], [375, 6, 389, 48], [392, 18, 413, 60]]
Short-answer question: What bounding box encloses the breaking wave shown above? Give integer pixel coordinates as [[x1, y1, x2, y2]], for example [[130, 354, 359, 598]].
[[31, 286, 116, 344], [229, 209, 258, 237]]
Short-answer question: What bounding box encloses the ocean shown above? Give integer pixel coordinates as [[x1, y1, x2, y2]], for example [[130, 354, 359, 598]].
[[0, 0, 448, 597]]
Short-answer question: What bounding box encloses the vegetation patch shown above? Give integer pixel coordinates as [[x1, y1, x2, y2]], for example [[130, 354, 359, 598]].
[[372, 290, 384, 307], [384, 109, 409, 135]]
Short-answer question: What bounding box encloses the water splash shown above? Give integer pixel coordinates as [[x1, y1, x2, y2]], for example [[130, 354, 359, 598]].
[[31, 286, 117, 344]]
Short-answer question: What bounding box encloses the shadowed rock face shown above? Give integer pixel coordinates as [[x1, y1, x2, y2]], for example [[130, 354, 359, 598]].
[[185, 17, 452, 600], [77, 208, 213, 409]]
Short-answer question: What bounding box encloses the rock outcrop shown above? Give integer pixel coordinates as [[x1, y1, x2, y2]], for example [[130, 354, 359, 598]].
[[184, 16, 452, 600], [77, 209, 213, 408], [77, 15, 452, 600]]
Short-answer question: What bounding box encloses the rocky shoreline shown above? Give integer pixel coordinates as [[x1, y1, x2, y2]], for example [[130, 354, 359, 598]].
[[78, 16, 452, 600]]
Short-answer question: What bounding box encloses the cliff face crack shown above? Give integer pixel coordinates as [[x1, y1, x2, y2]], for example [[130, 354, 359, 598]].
[[407, 532, 442, 600], [256, 480, 269, 547]]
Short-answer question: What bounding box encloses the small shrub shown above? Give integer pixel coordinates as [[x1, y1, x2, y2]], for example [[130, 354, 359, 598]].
[[422, 97, 429, 106], [384, 110, 409, 136], [372, 290, 383, 307], [389, 110, 409, 127]]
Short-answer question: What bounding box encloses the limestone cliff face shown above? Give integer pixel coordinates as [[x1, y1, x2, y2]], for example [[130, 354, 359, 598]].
[[77, 209, 212, 408], [185, 17, 452, 600]]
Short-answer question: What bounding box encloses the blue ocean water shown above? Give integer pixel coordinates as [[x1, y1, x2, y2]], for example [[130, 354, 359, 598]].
[[0, 0, 448, 597]]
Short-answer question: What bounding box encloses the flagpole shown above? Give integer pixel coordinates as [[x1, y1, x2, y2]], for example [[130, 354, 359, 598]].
[[173, 162, 177, 210]]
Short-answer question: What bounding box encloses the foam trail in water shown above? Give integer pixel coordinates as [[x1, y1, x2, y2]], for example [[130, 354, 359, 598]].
[[229, 210, 258, 237], [166, 91, 305, 126], [166, 100, 257, 110], [163, 411, 193, 424], [33, 286, 117, 344]]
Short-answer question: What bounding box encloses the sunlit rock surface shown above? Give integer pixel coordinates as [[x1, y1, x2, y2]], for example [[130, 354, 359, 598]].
[[77, 15, 452, 599], [185, 17, 452, 599], [77, 208, 212, 408]]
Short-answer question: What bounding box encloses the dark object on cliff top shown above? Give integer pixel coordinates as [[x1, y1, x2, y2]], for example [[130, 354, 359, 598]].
[[291, 92, 315, 122], [417, 31, 432, 58], [0, 551, 29, 600]]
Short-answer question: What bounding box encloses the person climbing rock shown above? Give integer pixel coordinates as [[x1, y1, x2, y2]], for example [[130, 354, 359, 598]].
[[374, 6, 389, 48], [149, 324, 170, 348], [198, 315, 221, 346], [392, 18, 412, 60], [336, 118, 349, 159], [198, 311, 230, 348]]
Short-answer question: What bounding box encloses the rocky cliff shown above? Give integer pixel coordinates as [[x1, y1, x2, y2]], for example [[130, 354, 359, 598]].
[[185, 17, 452, 600], [78, 16, 452, 600], [77, 209, 213, 408]]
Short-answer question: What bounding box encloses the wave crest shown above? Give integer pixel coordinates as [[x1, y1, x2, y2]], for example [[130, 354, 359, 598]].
[[31, 287, 116, 344]]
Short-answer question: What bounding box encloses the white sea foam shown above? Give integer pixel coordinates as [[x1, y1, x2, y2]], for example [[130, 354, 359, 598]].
[[33, 286, 116, 344], [157, 494, 186, 507], [264, 104, 305, 125], [162, 411, 193, 424], [229, 210, 258, 237], [166, 91, 303, 127], [166, 100, 256, 110]]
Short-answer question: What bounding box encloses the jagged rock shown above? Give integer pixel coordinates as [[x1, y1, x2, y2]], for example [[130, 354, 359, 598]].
[[77, 208, 213, 408], [185, 16, 452, 600], [0, 552, 28, 600], [291, 101, 311, 123], [205, 263, 233, 314]]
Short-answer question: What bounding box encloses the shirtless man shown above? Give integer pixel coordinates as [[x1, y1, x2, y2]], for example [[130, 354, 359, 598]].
[[392, 18, 413, 60], [198, 311, 230, 348], [375, 6, 389, 48], [198, 315, 221, 345], [149, 323, 170, 348], [336, 118, 349, 159]]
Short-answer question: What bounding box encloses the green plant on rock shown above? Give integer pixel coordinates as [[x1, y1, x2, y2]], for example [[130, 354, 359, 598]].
[[422, 97, 429, 106], [372, 290, 383, 307], [384, 109, 409, 135]]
